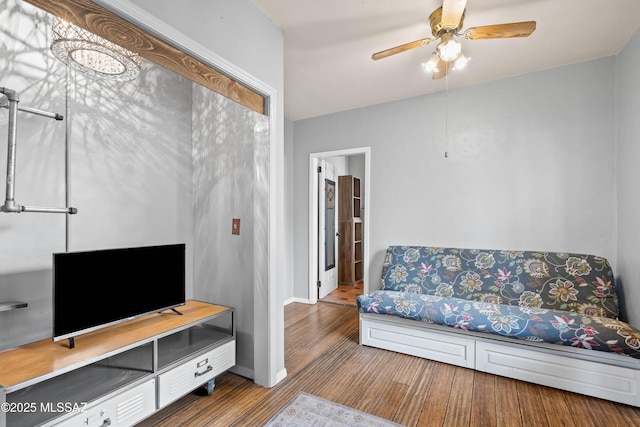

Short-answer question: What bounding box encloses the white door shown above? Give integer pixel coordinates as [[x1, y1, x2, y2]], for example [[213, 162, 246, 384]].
[[318, 160, 338, 299]]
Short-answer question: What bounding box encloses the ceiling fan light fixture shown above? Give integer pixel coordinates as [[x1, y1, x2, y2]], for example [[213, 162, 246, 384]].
[[422, 53, 440, 73], [436, 32, 462, 62], [371, 2, 536, 82], [453, 53, 470, 70]]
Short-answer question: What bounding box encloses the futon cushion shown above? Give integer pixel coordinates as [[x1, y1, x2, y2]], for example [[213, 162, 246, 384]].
[[357, 290, 640, 359], [381, 246, 618, 319]]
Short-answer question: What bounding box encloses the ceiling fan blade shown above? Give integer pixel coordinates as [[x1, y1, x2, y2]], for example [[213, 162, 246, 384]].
[[371, 38, 433, 60], [433, 59, 448, 80], [464, 21, 536, 40], [441, 0, 467, 29]]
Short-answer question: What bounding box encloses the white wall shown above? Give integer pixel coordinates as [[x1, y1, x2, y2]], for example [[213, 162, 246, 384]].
[[284, 119, 295, 301], [129, 0, 282, 93], [616, 27, 640, 326], [293, 58, 617, 315]]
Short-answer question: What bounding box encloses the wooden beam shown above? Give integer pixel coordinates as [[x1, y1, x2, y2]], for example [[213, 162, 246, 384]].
[[23, 0, 266, 115]]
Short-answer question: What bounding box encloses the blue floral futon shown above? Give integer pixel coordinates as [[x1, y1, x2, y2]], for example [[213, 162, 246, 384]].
[[357, 246, 640, 359]]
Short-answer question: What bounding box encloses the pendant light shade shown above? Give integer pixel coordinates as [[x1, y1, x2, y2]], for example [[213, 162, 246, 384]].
[[50, 18, 141, 81]]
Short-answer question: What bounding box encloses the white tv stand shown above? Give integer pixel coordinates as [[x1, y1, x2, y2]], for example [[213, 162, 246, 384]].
[[0, 300, 235, 427]]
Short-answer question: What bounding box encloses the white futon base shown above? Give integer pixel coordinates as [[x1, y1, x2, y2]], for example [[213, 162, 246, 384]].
[[360, 313, 640, 407]]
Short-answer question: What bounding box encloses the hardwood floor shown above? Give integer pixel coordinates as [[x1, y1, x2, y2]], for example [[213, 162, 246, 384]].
[[319, 282, 363, 306], [139, 302, 640, 426]]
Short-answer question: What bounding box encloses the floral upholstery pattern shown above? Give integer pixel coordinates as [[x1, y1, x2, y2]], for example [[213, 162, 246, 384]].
[[357, 290, 640, 358], [380, 246, 618, 319], [357, 246, 640, 359]]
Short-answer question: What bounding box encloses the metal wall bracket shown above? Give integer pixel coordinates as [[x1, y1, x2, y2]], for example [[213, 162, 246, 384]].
[[0, 301, 28, 312], [0, 86, 77, 214]]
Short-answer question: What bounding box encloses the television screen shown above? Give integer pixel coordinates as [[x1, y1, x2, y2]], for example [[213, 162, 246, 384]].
[[53, 243, 186, 341]]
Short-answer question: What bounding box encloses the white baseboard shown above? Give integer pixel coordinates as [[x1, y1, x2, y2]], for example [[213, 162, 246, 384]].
[[284, 297, 311, 306], [275, 367, 288, 384], [229, 364, 254, 380]]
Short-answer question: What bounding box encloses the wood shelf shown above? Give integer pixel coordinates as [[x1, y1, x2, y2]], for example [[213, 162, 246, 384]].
[[7, 344, 153, 427], [0, 300, 235, 427], [338, 175, 364, 286], [0, 300, 228, 390], [0, 301, 27, 312]]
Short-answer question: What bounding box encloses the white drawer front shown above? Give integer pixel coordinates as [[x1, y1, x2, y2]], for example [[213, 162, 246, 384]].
[[54, 379, 156, 427], [361, 317, 475, 369], [158, 340, 235, 408], [476, 341, 640, 406]]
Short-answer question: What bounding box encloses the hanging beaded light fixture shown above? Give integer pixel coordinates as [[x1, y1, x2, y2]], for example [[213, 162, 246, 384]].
[[50, 18, 141, 81]]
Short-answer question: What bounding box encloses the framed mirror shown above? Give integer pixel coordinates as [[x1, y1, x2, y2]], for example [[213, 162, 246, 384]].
[[325, 179, 335, 270]]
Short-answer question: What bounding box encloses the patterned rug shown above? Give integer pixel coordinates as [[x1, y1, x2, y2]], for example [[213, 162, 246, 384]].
[[264, 392, 404, 427]]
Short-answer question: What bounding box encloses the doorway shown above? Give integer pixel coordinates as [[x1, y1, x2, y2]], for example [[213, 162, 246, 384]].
[[308, 147, 370, 305]]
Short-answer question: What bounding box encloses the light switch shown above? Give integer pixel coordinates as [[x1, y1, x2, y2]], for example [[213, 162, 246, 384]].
[[232, 218, 240, 235]]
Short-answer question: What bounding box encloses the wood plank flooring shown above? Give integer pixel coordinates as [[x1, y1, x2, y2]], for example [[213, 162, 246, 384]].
[[319, 282, 363, 306], [138, 302, 640, 426]]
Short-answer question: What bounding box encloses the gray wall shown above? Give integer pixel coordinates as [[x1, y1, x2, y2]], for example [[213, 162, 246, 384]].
[[68, 66, 193, 254], [0, 1, 67, 348], [192, 83, 269, 376], [293, 57, 618, 317], [0, 0, 193, 350], [0, 0, 277, 385], [616, 27, 640, 327], [124, 0, 286, 386]]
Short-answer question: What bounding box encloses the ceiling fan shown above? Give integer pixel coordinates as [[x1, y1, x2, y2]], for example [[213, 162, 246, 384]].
[[371, 0, 536, 79]]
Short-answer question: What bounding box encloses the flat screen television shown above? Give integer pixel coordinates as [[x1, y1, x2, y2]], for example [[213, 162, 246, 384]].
[[53, 243, 186, 345]]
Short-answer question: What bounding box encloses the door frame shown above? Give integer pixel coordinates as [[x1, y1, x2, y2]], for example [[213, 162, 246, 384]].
[[317, 160, 338, 300], [308, 147, 371, 304]]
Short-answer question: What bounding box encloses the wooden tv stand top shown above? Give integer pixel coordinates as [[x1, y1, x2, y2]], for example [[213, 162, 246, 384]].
[[0, 300, 229, 389]]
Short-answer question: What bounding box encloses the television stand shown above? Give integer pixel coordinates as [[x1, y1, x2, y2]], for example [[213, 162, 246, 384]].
[[64, 307, 186, 350], [0, 300, 235, 427]]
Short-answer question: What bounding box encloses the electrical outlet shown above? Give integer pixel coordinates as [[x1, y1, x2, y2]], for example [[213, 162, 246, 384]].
[[232, 218, 240, 235]]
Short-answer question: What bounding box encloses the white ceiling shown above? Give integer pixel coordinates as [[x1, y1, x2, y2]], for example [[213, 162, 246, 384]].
[[251, 0, 640, 121]]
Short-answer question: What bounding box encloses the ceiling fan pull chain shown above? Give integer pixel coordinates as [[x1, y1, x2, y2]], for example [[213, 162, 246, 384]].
[[444, 73, 449, 158]]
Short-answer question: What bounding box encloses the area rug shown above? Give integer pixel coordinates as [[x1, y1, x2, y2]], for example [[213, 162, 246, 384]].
[[264, 392, 404, 427]]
